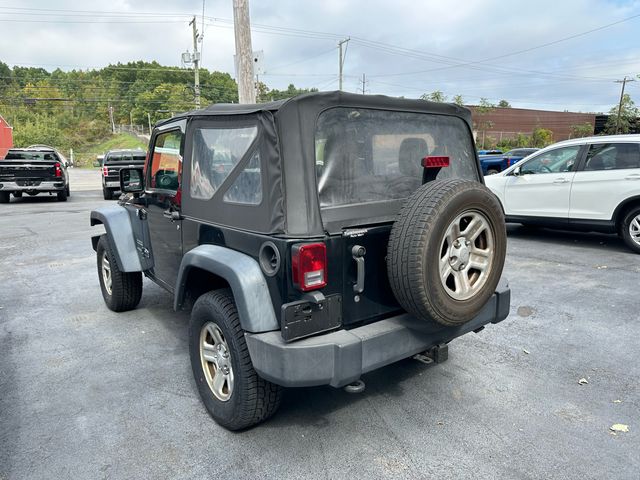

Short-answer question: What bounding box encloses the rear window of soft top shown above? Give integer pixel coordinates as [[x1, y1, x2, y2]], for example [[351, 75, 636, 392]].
[[315, 107, 478, 208]]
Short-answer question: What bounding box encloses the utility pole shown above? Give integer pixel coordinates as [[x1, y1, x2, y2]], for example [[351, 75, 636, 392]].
[[189, 16, 201, 109], [338, 38, 350, 91], [147, 113, 152, 135], [108, 104, 115, 134], [233, 0, 255, 104], [615, 76, 635, 134], [360, 73, 367, 95]]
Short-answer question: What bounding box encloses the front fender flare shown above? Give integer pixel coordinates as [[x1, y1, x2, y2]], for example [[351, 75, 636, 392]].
[[175, 245, 278, 333], [90, 206, 143, 272]]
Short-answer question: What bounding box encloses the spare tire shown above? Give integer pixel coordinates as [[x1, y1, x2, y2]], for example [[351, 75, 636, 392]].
[[387, 179, 506, 327]]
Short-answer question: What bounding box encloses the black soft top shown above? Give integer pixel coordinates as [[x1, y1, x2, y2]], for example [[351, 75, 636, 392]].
[[159, 91, 471, 127], [168, 91, 476, 237]]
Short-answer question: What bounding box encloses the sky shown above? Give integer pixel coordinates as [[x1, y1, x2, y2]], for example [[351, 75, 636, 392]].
[[1, 0, 640, 113]]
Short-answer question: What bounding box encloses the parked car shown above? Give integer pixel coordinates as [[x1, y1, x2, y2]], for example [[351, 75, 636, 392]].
[[484, 135, 640, 252], [0, 147, 70, 203], [478, 149, 503, 155], [101, 149, 146, 200], [481, 148, 539, 175], [90, 91, 511, 430]]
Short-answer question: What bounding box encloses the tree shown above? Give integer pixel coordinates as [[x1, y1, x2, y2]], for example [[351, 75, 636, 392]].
[[498, 99, 511, 108], [476, 97, 495, 114], [570, 123, 594, 138], [420, 90, 447, 103], [604, 93, 639, 134], [452, 94, 464, 106], [530, 127, 553, 148], [257, 83, 318, 102]]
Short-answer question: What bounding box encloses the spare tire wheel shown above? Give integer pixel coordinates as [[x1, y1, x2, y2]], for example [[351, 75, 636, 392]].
[[387, 179, 506, 326]]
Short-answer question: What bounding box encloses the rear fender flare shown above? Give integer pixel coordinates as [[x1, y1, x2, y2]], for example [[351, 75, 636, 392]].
[[175, 245, 278, 333], [90, 206, 144, 272]]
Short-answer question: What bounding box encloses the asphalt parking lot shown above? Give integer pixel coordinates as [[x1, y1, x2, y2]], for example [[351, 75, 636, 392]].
[[1, 169, 638, 480]]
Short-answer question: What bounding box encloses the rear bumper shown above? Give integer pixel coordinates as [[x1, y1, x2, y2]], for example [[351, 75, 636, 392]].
[[103, 179, 120, 188], [0, 180, 65, 192], [246, 279, 511, 388]]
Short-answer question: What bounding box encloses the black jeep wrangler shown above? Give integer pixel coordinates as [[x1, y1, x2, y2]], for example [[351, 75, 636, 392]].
[[90, 91, 510, 430]]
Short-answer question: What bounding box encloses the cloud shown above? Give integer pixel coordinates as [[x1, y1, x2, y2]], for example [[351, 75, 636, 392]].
[[1, 0, 639, 112]]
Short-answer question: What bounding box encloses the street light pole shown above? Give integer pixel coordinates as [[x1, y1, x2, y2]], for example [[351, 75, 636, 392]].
[[338, 38, 350, 91]]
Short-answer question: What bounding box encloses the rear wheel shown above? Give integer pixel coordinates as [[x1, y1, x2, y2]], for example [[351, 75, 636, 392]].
[[189, 289, 283, 430], [0, 192, 9, 203], [486, 168, 500, 175], [96, 235, 142, 311], [13, 192, 22, 198], [619, 206, 640, 254], [103, 188, 112, 200], [66, 185, 70, 197], [387, 179, 507, 326], [57, 189, 68, 202]]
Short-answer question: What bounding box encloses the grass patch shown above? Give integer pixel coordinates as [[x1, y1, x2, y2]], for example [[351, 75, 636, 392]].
[[74, 133, 148, 168]]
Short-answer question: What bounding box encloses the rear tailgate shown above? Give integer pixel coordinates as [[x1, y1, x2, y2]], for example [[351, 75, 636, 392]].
[[331, 224, 402, 327], [0, 160, 58, 181]]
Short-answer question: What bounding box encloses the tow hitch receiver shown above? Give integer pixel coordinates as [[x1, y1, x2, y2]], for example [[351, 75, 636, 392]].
[[413, 343, 449, 365]]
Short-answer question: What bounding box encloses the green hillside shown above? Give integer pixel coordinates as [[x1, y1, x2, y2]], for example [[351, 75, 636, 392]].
[[74, 133, 148, 168]]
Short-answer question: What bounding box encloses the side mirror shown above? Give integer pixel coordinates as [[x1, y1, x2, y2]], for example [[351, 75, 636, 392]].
[[513, 166, 521, 176], [120, 167, 144, 194]]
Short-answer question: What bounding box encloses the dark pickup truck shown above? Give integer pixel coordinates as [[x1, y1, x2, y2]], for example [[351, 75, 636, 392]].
[[480, 148, 539, 175], [0, 147, 70, 203], [101, 149, 147, 200]]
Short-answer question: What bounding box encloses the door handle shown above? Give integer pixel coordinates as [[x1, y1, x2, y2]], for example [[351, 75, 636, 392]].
[[351, 245, 366, 294], [163, 209, 182, 221], [553, 178, 569, 184], [625, 174, 640, 180]]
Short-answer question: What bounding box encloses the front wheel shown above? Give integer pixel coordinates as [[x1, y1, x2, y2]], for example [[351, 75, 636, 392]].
[[620, 206, 640, 254], [96, 235, 142, 311], [189, 289, 282, 430], [13, 192, 22, 198], [0, 192, 10, 203], [486, 169, 500, 175]]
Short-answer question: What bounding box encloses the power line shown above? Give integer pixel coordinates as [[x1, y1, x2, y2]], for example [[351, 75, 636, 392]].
[[1, 6, 635, 85]]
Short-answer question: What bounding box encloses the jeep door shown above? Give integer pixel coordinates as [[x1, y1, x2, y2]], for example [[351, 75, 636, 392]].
[[145, 124, 185, 290]]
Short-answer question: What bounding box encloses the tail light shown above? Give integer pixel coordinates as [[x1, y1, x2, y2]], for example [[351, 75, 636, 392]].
[[55, 162, 62, 177], [292, 243, 327, 291], [102, 166, 108, 176], [422, 156, 450, 168]]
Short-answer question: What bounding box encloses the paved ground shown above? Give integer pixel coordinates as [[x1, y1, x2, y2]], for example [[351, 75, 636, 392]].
[[1, 169, 638, 480]]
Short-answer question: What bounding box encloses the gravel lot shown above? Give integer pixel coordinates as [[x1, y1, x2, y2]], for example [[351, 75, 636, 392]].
[[1, 169, 638, 479]]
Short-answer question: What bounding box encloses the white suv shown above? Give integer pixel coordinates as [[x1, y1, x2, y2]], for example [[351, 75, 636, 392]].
[[484, 134, 640, 253]]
